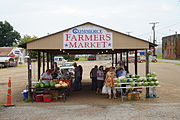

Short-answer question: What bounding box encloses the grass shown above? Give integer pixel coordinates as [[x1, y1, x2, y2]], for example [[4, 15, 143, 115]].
[[157, 54, 162, 59], [77, 57, 88, 61]]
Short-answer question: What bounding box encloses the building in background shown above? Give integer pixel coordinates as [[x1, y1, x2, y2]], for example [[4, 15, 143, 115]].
[[0, 47, 26, 65], [162, 34, 180, 59]]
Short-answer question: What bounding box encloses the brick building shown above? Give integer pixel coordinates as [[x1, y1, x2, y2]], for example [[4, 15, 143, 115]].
[[162, 34, 180, 59]]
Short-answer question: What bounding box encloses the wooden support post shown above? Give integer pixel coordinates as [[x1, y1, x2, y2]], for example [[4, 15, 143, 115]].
[[42, 52, 45, 73], [50, 53, 53, 69], [47, 52, 49, 70], [120, 52, 122, 61], [146, 49, 150, 74], [115, 53, 118, 66], [27, 50, 32, 100], [135, 50, 138, 75], [37, 51, 41, 80], [112, 53, 114, 67], [126, 51, 129, 72], [146, 49, 150, 97]]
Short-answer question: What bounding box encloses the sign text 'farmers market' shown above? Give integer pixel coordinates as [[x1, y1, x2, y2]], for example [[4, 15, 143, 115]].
[[63, 25, 112, 49]]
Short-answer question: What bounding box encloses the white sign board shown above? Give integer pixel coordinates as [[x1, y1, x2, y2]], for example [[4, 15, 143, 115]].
[[63, 25, 112, 49]]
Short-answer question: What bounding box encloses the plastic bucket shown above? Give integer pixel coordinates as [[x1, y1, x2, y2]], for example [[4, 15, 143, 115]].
[[23, 92, 28, 100]]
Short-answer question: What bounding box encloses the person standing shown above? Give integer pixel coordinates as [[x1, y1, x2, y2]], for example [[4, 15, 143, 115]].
[[78, 65, 83, 89], [73, 63, 81, 91], [96, 66, 104, 94], [105, 67, 117, 99], [90, 65, 98, 90]]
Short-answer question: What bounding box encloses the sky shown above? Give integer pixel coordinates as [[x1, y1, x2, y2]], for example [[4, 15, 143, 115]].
[[1, 0, 180, 44]]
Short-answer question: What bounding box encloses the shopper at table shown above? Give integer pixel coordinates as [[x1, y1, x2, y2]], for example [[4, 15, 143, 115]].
[[90, 65, 98, 90], [105, 67, 117, 99], [96, 66, 104, 94], [73, 63, 81, 91], [41, 69, 53, 83]]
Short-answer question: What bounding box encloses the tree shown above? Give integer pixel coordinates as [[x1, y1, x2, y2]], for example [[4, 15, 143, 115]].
[[20, 35, 38, 58], [19, 35, 38, 44], [0, 21, 21, 47]]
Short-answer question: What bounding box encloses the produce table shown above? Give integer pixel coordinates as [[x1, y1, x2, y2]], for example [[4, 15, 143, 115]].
[[115, 84, 160, 102], [31, 86, 69, 102]]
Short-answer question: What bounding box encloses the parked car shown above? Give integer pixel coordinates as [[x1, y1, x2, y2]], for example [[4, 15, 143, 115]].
[[60, 62, 75, 75], [0, 57, 17, 68], [151, 58, 157, 62], [88, 56, 96, 61], [137, 59, 146, 63], [54, 56, 67, 66]]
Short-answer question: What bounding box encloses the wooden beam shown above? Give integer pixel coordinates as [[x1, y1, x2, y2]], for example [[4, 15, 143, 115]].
[[27, 50, 32, 100], [42, 52, 45, 73], [135, 50, 138, 75], [120, 52, 122, 61], [47, 52, 49, 70], [50, 53, 53, 69], [146, 49, 150, 97], [37, 51, 41, 80], [146, 49, 149, 74], [115, 53, 118, 66], [126, 51, 129, 72], [112, 53, 114, 67]]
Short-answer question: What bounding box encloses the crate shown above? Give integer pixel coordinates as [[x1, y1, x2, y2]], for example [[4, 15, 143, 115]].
[[43, 95, 53, 102], [127, 92, 141, 100], [35, 95, 43, 102]]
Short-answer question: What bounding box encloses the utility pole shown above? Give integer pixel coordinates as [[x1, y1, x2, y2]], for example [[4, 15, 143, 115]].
[[126, 32, 132, 35], [150, 22, 159, 56]]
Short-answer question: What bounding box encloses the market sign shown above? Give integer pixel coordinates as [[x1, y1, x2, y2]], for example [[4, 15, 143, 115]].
[[63, 25, 113, 49]]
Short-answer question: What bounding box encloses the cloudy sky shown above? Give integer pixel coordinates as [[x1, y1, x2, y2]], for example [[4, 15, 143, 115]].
[[1, 0, 180, 44]]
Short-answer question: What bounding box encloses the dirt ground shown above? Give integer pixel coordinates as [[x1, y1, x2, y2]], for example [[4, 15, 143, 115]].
[[0, 60, 180, 119]]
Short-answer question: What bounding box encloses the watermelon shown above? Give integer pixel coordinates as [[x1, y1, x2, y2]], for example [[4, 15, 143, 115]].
[[50, 81, 56, 87], [147, 77, 153, 82], [136, 82, 142, 86], [132, 75, 136, 78], [39, 82, 45, 88], [126, 75, 130, 78], [136, 78, 141, 82], [154, 81, 159, 86], [149, 81, 154, 86], [144, 82, 149, 86], [34, 83, 40, 88], [146, 73, 151, 77], [136, 75, 140, 78], [122, 78, 127, 83], [117, 83, 121, 87], [44, 82, 50, 87], [151, 72, 157, 77], [129, 78, 133, 83], [130, 83, 135, 87]]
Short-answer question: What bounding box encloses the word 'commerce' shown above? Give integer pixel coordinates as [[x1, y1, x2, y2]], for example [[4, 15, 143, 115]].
[[72, 28, 102, 34]]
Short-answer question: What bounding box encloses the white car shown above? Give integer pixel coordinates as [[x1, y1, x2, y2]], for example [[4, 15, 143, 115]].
[[60, 62, 75, 74], [54, 56, 67, 66]]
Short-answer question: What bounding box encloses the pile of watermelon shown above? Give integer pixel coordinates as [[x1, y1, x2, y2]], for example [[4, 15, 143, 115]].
[[115, 72, 159, 87], [34, 81, 57, 88]]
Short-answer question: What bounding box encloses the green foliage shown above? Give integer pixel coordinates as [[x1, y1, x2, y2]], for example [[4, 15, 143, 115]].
[[0, 21, 21, 47], [19, 35, 38, 44], [62, 55, 75, 60]]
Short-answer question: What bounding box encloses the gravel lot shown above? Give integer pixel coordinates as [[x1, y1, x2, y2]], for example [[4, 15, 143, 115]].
[[0, 60, 180, 119]]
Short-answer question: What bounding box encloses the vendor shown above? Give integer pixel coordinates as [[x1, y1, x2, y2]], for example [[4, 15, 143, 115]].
[[41, 69, 53, 83], [116, 67, 127, 77]]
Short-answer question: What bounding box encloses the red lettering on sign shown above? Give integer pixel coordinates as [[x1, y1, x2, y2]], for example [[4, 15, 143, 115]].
[[99, 34, 105, 41], [65, 34, 71, 41], [78, 35, 84, 41], [71, 35, 77, 41], [106, 34, 111, 41], [90, 42, 96, 48], [85, 35, 92, 41], [84, 42, 89, 48], [78, 42, 84, 48], [93, 35, 98, 41], [69, 42, 77, 48]]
